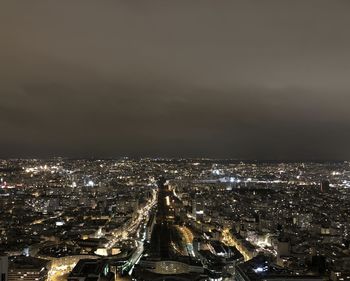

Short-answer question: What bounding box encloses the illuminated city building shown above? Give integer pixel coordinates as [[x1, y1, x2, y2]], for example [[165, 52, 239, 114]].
[[235, 256, 323, 281], [8, 256, 50, 281], [320, 180, 330, 193]]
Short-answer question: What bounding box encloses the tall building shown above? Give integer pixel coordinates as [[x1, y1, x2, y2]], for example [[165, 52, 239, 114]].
[[0, 255, 8, 281], [320, 180, 330, 192], [276, 237, 291, 267], [192, 195, 204, 220], [8, 256, 50, 281], [146, 211, 156, 242]]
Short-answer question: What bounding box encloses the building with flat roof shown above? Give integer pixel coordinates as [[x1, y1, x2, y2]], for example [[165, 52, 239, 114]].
[[132, 258, 207, 281], [235, 255, 323, 281], [8, 256, 50, 281], [67, 259, 114, 281]]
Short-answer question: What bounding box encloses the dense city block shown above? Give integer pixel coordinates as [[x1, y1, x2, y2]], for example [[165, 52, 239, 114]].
[[0, 158, 350, 281]]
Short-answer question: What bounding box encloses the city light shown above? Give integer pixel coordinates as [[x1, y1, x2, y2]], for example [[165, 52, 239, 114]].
[[0, 159, 349, 280]]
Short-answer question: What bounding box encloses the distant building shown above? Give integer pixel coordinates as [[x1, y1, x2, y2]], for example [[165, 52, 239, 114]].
[[276, 237, 291, 267], [192, 195, 205, 221], [146, 212, 156, 242], [67, 259, 114, 281], [320, 180, 330, 192], [0, 255, 8, 281], [228, 230, 258, 261], [8, 256, 50, 281]]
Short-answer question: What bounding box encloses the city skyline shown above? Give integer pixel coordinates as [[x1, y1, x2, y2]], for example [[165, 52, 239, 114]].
[[1, 158, 349, 280]]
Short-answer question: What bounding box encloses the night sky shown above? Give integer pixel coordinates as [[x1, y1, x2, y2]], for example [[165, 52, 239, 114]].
[[1, 1, 350, 160]]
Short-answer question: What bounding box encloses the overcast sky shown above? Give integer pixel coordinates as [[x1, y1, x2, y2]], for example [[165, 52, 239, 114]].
[[1, 1, 350, 160]]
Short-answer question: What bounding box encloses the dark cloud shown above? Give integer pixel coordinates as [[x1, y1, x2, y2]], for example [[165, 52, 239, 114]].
[[0, 1, 350, 159]]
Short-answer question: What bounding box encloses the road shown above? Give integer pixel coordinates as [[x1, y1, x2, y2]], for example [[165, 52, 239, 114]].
[[48, 189, 157, 281], [106, 189, 157, 249]]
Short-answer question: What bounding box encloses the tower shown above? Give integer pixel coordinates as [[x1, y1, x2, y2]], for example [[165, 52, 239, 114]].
[[0, 256, 8, 281], [320, 180, 330, 192]]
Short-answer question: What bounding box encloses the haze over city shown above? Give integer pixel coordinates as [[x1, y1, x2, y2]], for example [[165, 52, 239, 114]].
[[1, 1, 350, 159]]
